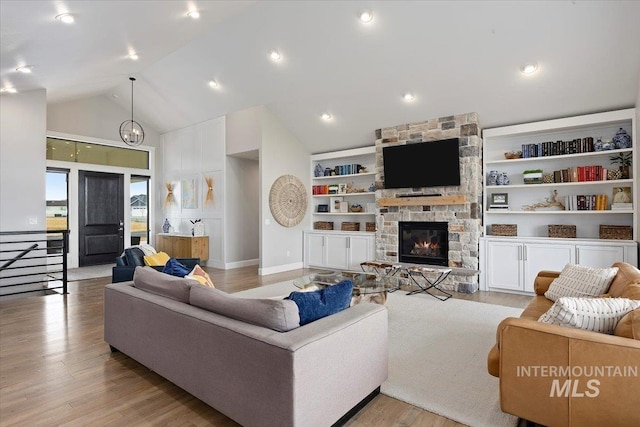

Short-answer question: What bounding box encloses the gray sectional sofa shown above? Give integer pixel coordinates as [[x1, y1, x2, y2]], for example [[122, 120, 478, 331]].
[[104, 267, 388, 427]]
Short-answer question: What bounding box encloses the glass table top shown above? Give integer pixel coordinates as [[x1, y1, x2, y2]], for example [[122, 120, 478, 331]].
[[293, 270, 402, 295]]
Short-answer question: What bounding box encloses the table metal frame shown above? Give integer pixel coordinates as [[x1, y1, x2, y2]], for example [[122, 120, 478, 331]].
[[361, 261, 453, 301]]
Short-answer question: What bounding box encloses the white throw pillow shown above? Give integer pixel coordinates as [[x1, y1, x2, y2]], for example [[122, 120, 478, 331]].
[[538, 297, 640, 334], [544, 264, 618, 302]]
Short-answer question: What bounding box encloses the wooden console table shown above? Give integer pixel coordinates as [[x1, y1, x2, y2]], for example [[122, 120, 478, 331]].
[[155, 234, 209, 261]]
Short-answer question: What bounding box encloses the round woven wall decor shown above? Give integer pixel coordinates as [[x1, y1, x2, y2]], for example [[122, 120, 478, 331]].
[[269, 175, 308, 227]]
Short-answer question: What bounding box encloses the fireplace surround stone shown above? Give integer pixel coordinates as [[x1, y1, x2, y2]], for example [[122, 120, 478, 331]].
[[374, 113, 482, 292]]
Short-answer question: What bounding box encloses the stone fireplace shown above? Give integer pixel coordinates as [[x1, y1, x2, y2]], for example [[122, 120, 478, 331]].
[[374, 113, 482, 293]]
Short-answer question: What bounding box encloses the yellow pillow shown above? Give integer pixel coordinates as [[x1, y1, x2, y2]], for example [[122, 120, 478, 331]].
[[143, 251, 170, 266], [187, 264, 215, 288]]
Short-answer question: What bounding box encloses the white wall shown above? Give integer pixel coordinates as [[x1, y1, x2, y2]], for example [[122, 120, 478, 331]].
[[259, 107, 310, 275], [161, 117, 226, 267], [225, 156, 259, 266], [48, 95, 161, 146], [1, 89, 47, 231], [226, 106, 261, 156]]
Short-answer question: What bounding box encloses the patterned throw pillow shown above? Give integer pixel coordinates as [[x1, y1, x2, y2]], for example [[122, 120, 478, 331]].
[[538, 297, 640, 334], [544, 264, 618, 302], [186, 264, 215, 288]]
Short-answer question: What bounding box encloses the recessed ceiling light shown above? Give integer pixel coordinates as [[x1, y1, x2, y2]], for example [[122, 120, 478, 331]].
[[187, 10, 200, 19], [321, 113, 332, 121], [128, 52, 139, 61], [520, 62, 538, 74], [358, 10, 374, 23], [1, 87, 18, 94], [55, 13, 74, 24], [16, 65, 33, 74], [402, 92, 415, 101], [269, 50, 282, 62], [208, 79, 219, 88]]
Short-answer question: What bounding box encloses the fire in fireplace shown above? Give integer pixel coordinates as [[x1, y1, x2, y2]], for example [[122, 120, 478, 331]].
[[399, 221, 448, 266]]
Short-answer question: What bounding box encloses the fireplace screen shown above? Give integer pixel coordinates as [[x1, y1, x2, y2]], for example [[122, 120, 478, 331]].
[[399, 221, 448, 266]]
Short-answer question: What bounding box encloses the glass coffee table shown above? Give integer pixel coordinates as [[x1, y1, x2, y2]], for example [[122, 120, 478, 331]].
[[293, 270, 402, 305]]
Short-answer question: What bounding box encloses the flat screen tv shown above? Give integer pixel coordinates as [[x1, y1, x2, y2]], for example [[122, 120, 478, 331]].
[[383, 138, 461, 189]]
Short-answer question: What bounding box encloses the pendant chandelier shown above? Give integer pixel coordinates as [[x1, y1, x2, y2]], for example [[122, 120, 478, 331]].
[[119, 77, 145, 146]]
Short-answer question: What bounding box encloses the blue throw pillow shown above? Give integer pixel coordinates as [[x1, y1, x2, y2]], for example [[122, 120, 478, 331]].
[[162, 258, 191, 277], [285, 280, 353, 325]]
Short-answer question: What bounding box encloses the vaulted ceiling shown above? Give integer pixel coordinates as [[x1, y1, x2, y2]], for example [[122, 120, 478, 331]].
[[2, 1, 639, 153]]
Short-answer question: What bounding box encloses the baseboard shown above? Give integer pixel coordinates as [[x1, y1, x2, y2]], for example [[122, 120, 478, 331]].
[[258, 262, 303, 276], [224, 259, 259, 269], [332, 386, 380, 426]]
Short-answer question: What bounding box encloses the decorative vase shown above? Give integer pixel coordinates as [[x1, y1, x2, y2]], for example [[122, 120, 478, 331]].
[[612, 128, 632, 149], [193, 221, 205, 236], [594, 137, 604, 151], [162, 218, 171, 233], [488, 170, 499, 186], [314, 163, 323, 177]]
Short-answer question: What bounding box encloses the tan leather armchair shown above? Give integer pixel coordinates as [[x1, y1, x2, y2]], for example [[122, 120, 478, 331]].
[[487, 262, 640, 427]]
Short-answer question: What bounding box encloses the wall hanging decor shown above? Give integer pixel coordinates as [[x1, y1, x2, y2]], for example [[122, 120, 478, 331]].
[[164, 183, 175, 208], [204, 176, 214, 205], [181, 178, 198, 209], [268, 175, 307, 227]]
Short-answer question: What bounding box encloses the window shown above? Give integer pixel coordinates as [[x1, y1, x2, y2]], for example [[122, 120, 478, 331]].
[[46, 169, 68, 231], [130, 176, 149, 245], [46, 138, 149, 169]]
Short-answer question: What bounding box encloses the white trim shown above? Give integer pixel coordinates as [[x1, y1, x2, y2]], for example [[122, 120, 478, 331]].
[[225, 258, 259, 269], [259, 261, 304, 276], [46, 131, 155, 269]]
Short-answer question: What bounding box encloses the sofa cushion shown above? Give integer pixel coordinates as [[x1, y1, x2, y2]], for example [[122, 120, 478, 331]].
[[124, 247, 146, 266], [285, 280, 353, 326], [190, 285, 299, 332], [608, 262, 640, 297], [619, 282, 640, 300], [162, 258, 191, 277], [544, 264, 618, 302], [538, 296, 640, 334], [143, 251, 171, 267], [133, 266, 193, 303]]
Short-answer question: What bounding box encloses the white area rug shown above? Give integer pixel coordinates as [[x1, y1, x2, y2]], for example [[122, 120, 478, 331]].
[[235, 281, 523, 427]]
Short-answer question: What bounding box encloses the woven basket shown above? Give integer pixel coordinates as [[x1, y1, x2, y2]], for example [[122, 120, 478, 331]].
[[491, 224, 517, 236], [599, 225, 632, 240], [365, 222, 376, 232], [341, 222, 360, 231], [313, 221, 334, 230], [548, 225, 576, 238]]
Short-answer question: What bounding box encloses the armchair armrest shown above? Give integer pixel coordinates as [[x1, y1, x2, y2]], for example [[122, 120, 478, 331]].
[[498, 317, 640, 427], [533, 270, 560, 295]]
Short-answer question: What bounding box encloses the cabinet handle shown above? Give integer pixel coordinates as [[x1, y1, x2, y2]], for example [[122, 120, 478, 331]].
[[323, 236, 325, 247], [518, 246, 522, 260], [523, 245, 527, 261], [347, 237, 350, 249]]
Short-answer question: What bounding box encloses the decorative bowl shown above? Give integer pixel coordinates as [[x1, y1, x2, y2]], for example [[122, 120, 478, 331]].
[[504, 151, 522, 159]]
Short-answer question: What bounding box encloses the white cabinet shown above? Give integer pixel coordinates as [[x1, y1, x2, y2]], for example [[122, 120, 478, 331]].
[[483, 108, 637, 241], [484, 240, 574, 293], [481, 237, 637, 293], [303, 231, 375, 271], [310, 146, 377, 233]]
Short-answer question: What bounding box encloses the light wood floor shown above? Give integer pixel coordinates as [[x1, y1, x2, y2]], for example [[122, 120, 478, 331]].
[[0, 266, 530, 426]]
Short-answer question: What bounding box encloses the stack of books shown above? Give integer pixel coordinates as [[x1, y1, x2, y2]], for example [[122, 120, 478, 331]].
[[611, 203, 633, 211]]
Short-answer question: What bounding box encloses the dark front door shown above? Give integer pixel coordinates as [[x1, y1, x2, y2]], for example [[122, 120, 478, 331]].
[[78, 171, 124, 266]]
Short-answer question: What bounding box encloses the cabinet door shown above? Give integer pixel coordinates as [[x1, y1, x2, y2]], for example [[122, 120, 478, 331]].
[[486, 241, 523, 291], [347, 235, 374, 271], [523, 243, 575, 293], [576, 245, 625, 268], [325, 235, 349, 270], [172, 237, 191, 258], [192, 236, 209, 261], [305, 234, 326, 267]]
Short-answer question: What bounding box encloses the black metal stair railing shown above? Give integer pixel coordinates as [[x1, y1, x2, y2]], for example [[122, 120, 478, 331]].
[[0, 230, 69, 297]]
